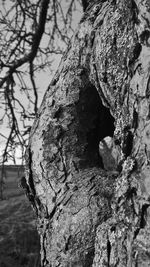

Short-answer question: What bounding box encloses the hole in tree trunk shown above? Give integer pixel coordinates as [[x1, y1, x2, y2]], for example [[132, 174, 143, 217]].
[[77, 83, 115, 168]]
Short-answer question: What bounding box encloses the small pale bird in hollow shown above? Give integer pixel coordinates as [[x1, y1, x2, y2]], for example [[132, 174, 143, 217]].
[[99, 136, 121, 171]]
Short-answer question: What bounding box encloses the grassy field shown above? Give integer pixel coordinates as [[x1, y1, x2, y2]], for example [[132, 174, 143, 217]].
[[0, 166, 40, 267]]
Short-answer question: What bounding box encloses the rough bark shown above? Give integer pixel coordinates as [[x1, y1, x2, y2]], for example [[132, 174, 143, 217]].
[[25, 0, 150, 266]]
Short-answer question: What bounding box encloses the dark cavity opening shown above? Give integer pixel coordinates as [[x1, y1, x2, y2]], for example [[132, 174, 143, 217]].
[[77, 83, 115, 168], [107, 238, 111, 266]]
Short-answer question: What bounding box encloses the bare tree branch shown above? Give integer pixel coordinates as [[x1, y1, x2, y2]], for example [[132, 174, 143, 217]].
[[0, 0, 50, 89]]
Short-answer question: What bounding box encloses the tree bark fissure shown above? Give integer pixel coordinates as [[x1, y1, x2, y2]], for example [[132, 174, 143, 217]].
[[25, 0, 150, 266]]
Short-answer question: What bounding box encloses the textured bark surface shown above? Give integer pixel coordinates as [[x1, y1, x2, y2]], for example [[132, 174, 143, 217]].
[[25, 0, 150, 266]]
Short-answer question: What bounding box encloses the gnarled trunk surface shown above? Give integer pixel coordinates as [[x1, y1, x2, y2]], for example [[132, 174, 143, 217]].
[[25, 0, 150, 266]]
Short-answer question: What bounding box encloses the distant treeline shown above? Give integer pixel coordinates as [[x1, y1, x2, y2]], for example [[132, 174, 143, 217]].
[[0, 165, 24, 175], [0, 165, 25, 199]]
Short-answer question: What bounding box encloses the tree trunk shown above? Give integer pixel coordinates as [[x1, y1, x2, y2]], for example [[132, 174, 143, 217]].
[[25, 0, 150, 266]]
